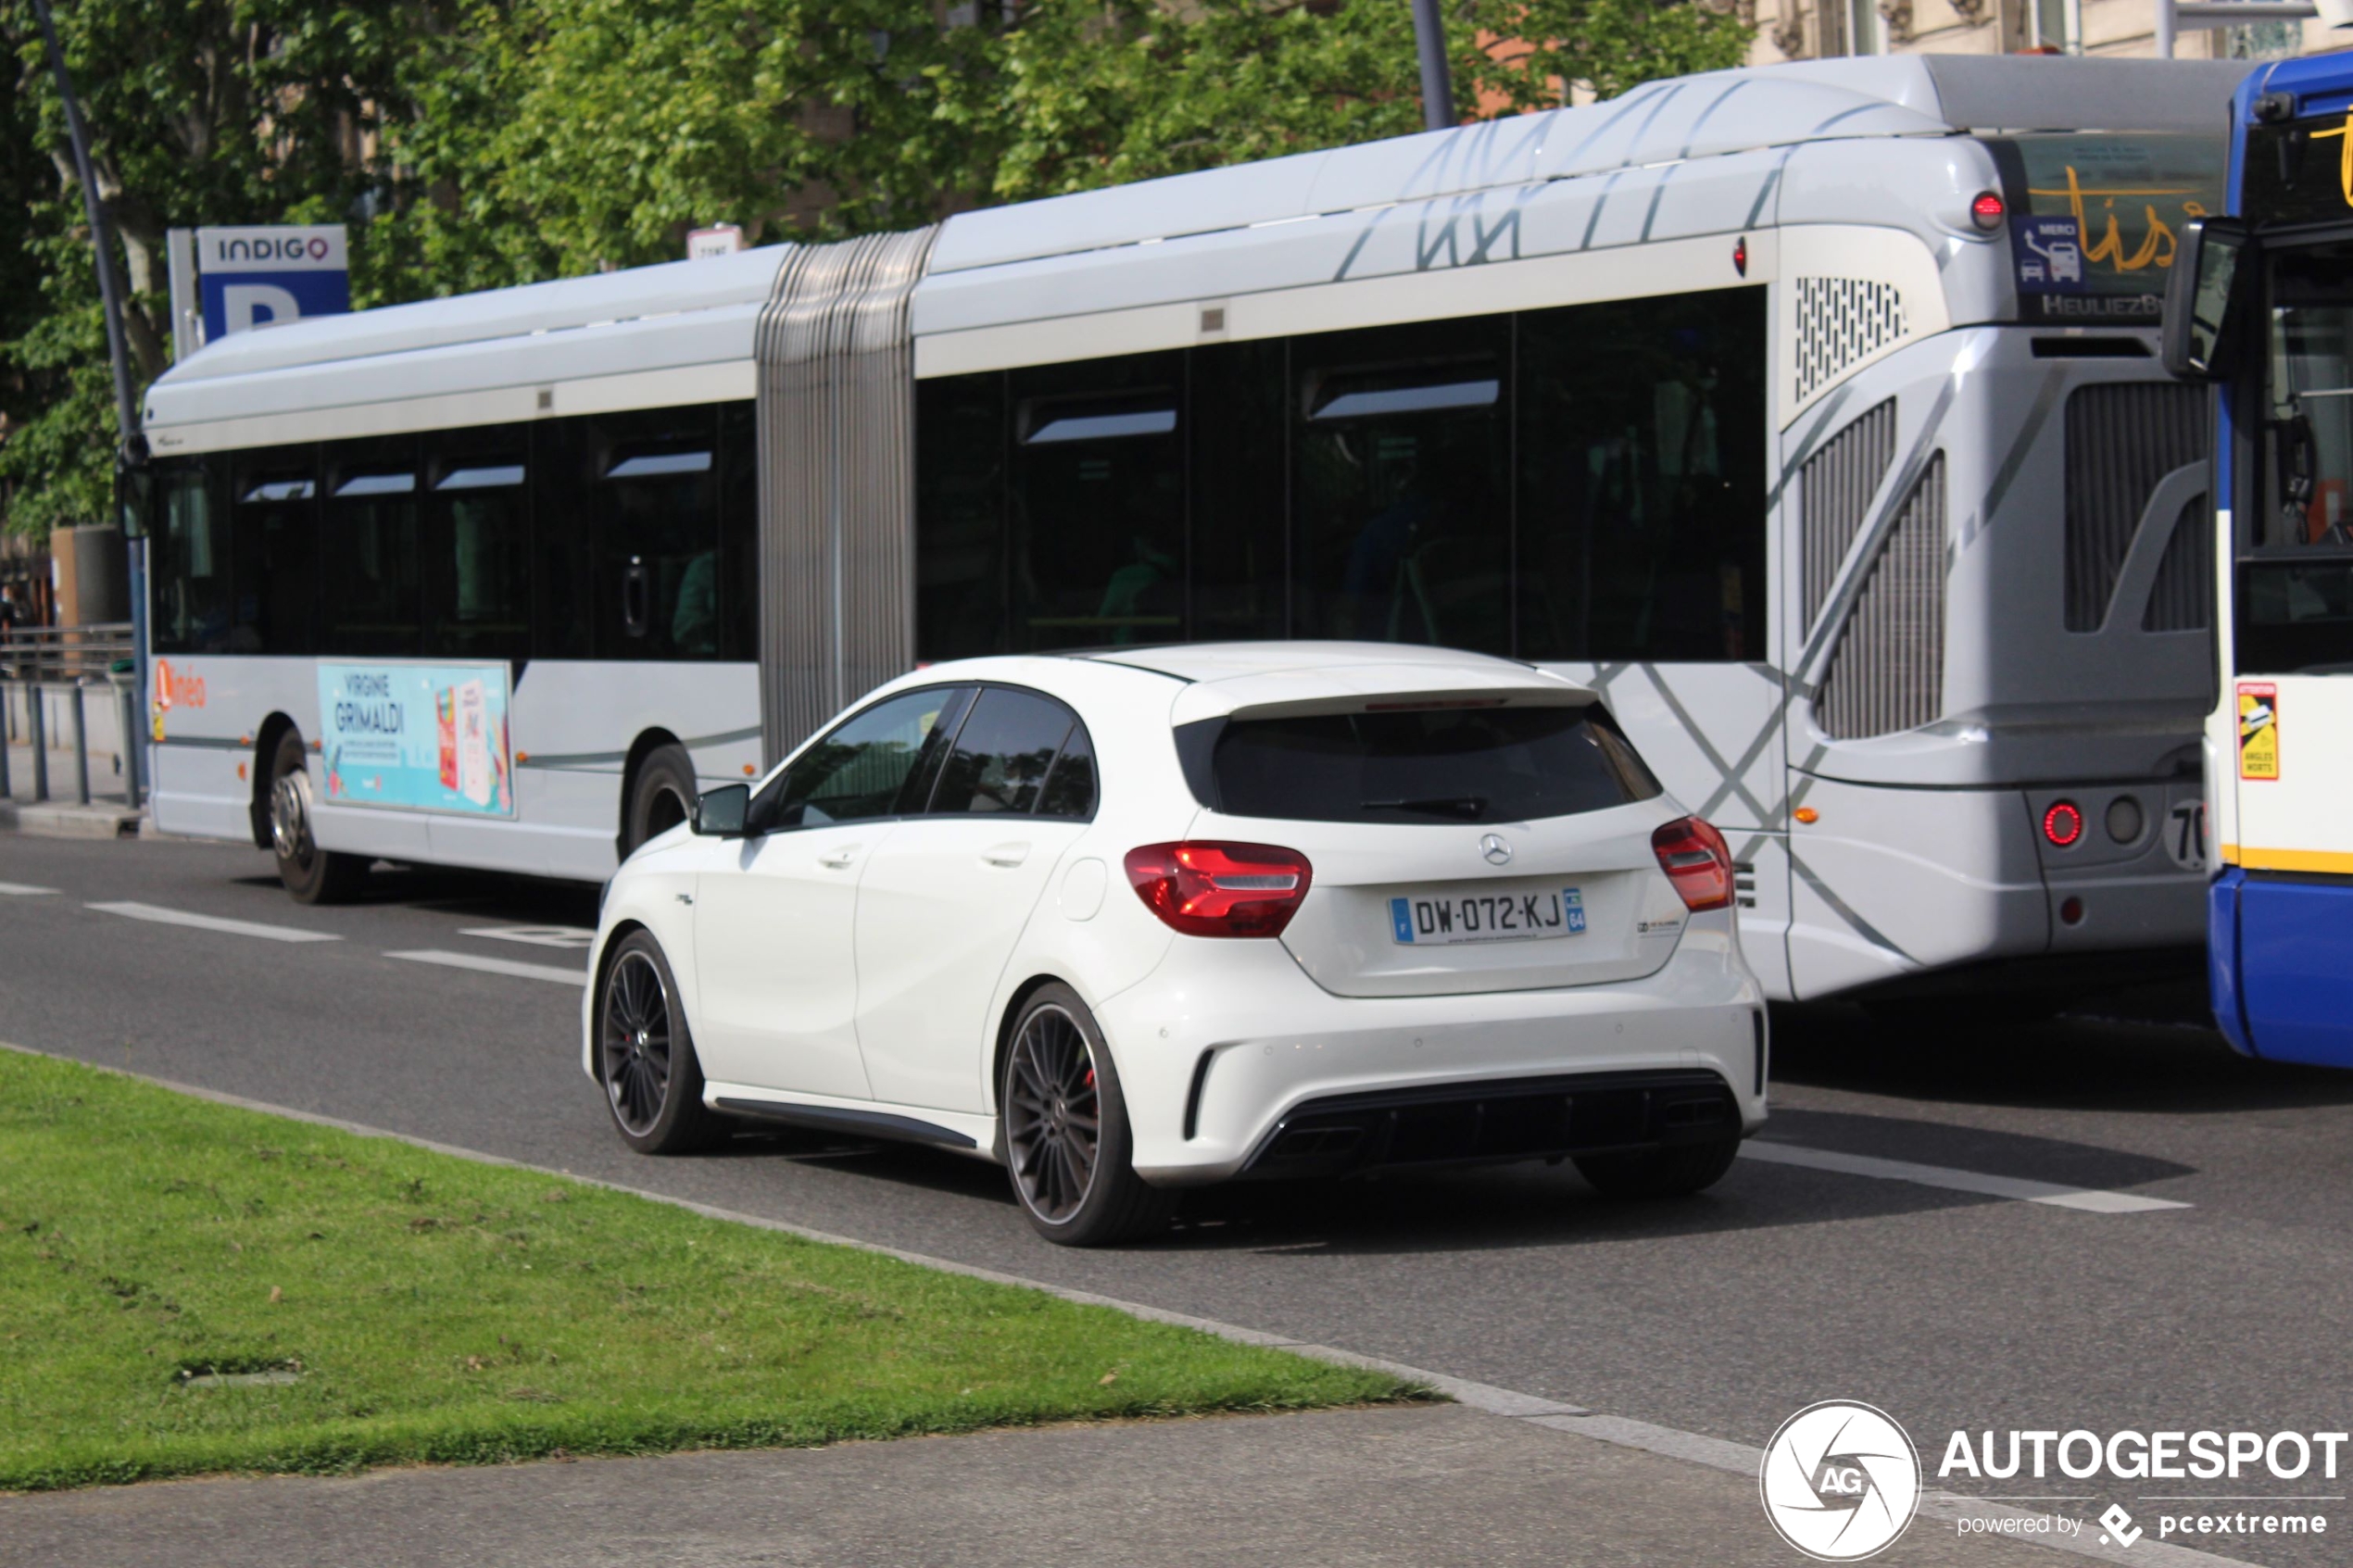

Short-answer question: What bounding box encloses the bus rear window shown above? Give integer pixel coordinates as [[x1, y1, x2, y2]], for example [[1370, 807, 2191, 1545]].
[[1987, 133, 2225, 324], [1199, 705, 1661, 825]]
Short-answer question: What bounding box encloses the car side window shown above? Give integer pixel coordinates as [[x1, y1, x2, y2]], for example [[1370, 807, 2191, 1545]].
[[1035, 724, 1096, 820], [928, 687, 1089, 817], [755, 686, 974, 831]]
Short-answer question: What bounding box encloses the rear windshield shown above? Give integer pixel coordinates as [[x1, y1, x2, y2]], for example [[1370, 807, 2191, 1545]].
[[1198, 704, 1661, 825]]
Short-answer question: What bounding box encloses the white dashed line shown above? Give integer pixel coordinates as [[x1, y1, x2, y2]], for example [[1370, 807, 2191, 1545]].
[[458, 924, 597, 950], [85, 901, 341, 944], [1740, 1140, 2192, 1213], [0, 883, 58, 896], [386, 949, 587, 986]]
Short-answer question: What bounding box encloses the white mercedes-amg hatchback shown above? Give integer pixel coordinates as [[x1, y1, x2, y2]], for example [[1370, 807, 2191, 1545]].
[[584, 643, 1767, 1245]]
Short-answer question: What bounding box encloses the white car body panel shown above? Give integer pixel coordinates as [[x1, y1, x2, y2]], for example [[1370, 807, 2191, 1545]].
[[584, 646, 1767, 1191]]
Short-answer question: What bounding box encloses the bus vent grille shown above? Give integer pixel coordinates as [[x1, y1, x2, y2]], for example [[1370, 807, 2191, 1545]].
[[2064, 383, 2205, 633], [1800, 398, 1897, 635], [1795, 279, 1906, 404], [2142, 493, 2213, 634], [1818, 454, 1945, 740]]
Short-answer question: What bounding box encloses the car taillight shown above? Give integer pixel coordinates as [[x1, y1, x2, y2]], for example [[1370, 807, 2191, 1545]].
[[2043, 800, 2083, 847], [1124, 841, 1313, 938], [1651, 816, 1733, 912]]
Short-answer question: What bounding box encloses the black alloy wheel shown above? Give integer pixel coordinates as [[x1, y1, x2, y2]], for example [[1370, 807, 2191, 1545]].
[[1005, 1003, 1101, 1224], [1000, 984, 1174, 1246], [596, 930, 726, 1154]]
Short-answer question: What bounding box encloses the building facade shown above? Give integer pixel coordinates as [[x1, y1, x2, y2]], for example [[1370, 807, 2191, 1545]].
[[1741, 0, 2321, 65]]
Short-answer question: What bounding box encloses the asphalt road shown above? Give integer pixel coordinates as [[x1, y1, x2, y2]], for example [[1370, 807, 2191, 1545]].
[[5, 831, 2351, 1566]]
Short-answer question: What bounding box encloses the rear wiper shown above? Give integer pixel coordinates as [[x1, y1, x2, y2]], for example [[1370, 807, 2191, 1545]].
[[1362, 796, 1488, 819]]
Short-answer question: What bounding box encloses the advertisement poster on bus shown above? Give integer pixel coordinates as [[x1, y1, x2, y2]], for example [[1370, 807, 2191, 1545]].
[[315, 662, 515, 818]]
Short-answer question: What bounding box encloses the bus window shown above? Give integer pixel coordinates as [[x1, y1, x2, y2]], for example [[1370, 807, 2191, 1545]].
[[592, 408, 720, 660], [1189, 338, 1287, 641], [719, 400, 756, 662], [150, 460, 231, 654], [228, 455, 319, 656], [1516, 288, 1768, 662], [322, 442, 422, 657], [1008, 352, 1183, 651], [426, 433, 531, 663], [2241, 240, 2353, 673], [1291, 318, 1511, 654], [915, 372, 1010, 662]]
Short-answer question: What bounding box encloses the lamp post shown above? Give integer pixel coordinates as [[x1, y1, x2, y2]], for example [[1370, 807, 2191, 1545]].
[[31, 0, 149, 806], [1411, 0, 1455, 134]]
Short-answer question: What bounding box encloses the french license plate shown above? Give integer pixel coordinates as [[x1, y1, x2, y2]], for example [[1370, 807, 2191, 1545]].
[[1389, 888, 1585, 946]]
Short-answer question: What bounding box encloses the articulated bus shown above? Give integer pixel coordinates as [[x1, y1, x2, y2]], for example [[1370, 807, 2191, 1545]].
[[138, 54, 2249, 1005], [2165, 55, 2353, 1067]]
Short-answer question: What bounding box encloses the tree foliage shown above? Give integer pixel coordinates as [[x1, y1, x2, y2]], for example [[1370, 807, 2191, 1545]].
[[0, 0, 1752, 536]]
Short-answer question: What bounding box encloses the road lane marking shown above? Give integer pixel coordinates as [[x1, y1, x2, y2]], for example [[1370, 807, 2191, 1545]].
[[86, 900, 341, 944], [459, 924, 597, 950], [0, 1040, 2260, 1568], [386, 949, 586, 986], [0, 883, 58, 896], [1740, 1139, 2192, 1213]]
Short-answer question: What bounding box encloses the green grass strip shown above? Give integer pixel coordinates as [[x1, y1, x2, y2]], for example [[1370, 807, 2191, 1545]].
[[0, 1049, 1419, 1491]]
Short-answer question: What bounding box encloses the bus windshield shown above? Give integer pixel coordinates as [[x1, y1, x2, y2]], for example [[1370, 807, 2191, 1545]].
[[1989, 133, 2227, 323], [2245, 240, 2353, 673]]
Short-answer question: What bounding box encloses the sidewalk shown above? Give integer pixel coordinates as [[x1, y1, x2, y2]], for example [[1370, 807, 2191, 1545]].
[[1, 740, 145, 838], [0, 1403, 2094, 1568]]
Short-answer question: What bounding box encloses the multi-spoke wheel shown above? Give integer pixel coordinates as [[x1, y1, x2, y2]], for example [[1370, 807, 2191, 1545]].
[[1000, 984, 1173, 1246], [596, 929, 727, 1154]]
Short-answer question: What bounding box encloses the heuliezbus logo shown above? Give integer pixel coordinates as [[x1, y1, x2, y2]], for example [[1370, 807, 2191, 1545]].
[[1760, 1401, 1923, 1561]]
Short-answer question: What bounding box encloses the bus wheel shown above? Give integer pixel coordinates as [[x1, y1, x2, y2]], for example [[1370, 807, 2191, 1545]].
[[623, 744, 698, 859], [268, 730, 369, 905]]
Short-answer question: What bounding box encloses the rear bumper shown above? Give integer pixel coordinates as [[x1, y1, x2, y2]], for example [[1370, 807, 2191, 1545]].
[[1098, 911, 1766, 1185], [1785, 772, 2205, 999], [1235, 1068, 1741, 1181], [2208, 867, 2353, 1069]]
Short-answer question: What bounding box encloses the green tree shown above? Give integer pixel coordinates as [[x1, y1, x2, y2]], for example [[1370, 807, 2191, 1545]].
[[0, 0, 441, 532], [0, 0, 1752, 536]]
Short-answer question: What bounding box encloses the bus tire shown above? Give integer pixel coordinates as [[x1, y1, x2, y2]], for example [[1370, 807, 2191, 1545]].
[[267, 730, 369, 905], [623, 743, 698, 859]]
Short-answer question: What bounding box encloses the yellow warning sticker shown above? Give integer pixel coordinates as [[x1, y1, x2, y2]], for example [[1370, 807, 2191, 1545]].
[[2239, 682, 2280, 781]]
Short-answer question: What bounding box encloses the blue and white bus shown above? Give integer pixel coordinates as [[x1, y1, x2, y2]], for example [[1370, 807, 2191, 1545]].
[[140, 55, 2248, 1013], [2165, 56, 2353, 1068]]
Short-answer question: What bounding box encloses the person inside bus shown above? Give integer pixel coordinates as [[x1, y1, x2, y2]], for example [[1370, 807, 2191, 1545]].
[[1093, 533, 1179, 646], [672, 549, 718, 655]]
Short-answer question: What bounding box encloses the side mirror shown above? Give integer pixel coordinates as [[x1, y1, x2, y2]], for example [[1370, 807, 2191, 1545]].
[[692, 783, 751, 837], [2162, 218, 2252, 382]]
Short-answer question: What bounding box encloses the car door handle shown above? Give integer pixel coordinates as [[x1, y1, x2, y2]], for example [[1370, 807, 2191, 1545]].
[[981, 843, 1030, 868], [818, 846, 860, 870]]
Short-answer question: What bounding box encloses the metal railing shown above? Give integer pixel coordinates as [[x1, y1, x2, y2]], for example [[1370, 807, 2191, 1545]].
[[0, 621, 142, 810]]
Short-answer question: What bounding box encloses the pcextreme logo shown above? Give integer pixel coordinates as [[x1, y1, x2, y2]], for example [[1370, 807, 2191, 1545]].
[[1759, 1400, 1923, 1562]]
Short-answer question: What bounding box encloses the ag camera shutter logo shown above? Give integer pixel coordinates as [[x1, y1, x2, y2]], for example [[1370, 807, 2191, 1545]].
[[1760, 1400, 1923, 1561]]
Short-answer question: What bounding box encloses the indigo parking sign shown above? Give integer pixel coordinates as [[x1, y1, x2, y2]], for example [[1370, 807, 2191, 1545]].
[[196, 225, 349, 340]]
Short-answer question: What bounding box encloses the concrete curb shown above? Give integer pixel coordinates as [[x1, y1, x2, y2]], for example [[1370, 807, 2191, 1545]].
[[0, 801, 145, 839]]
